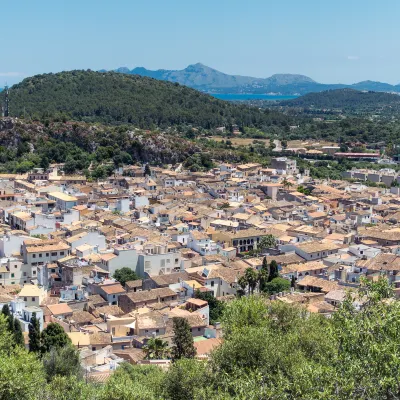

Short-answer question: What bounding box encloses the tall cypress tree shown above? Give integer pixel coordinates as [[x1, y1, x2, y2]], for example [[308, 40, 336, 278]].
[[291, 275, 296, 288], [28, 312, 41, 353], [13, 318, 25, 347], [268, 260, 279, 282], [171, 317, 196, 361], [2, 304, 14, 333], [144, 164, 151, 176]]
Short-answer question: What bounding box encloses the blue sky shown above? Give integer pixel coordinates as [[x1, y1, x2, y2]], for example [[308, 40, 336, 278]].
[[2, 0, 400, 85]]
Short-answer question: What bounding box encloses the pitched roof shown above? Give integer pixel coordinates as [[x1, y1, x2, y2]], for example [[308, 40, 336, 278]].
[[47, 303, 73, 316], [124, 288, 177, 303], [100, 283, 126, 295]]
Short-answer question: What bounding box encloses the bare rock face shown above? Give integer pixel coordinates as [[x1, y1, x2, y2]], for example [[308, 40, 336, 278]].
[[0, 117, 15, 131]]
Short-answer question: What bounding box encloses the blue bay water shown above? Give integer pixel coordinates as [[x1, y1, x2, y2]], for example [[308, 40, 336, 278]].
[[211, 93, 299, 101]]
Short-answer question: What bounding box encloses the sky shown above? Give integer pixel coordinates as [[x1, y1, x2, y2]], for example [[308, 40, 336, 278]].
[[2, 0, 400, 86]]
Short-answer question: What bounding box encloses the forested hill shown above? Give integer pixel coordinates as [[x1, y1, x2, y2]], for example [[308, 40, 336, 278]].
[[280, 88, 400, 110], [3, 70, 290, 129]]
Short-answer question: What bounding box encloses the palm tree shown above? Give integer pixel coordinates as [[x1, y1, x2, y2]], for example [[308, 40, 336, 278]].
[[244, 268, 258, 295], [281, 178, 293, 191], [237, 276, 248, 297], [143, 337, 170, 359]]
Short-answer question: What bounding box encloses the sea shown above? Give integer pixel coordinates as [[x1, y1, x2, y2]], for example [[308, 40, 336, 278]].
[[211, 94, 298, 101]]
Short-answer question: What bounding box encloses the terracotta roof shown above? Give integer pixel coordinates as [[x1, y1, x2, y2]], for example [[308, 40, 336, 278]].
[[47, 303, 73, 316], [124, 288, 177, 303], [297, 276, 339, 293], [194, 338, 222, 356], [100, 283, 126, 295]]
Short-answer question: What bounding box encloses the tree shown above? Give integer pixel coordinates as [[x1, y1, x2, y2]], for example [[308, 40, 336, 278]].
[[237, 276, 247, 297], [258, 257, 269, 293], [194, 290, 225, 324], [42, 344, 82, 382], [265, 277, 291, 295], [291, 275, 296, 288], [113, 267, 139, 287], [171, 317, 196, 361], [258, 235, 276, 254], [144, 164, 151, 176], [142, 337, 170, 360], [13, 319, 24, 347], [41, 322, 71, 353], [244, 268, 258, 295], [39, 156, 50, 171], [163, 358, 211, 400], [28, 312, 41, 353], [1, 304, 14, 333], [281, 178, 293, 190], [101, 363, 164, 400], [268, 260, 279, 282]]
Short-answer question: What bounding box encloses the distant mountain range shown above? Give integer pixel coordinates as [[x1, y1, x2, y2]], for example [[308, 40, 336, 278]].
[[103, 63, 400, 95]]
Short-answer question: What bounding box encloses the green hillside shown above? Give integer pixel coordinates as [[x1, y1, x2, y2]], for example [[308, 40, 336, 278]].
[[3, 70, 288, 129], [280, 88, 400, 111]]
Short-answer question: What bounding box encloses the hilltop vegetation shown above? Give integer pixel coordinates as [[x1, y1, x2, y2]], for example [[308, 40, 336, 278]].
[[280, 88, 400, 112], [3, 70, 291, 130]]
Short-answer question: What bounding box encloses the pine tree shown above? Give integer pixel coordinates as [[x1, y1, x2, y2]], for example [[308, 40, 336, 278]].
[[2, 304, 14, 333], [268, 260, 279, 282], [13, 318, 25, 347], [171, 317, 196, 361], [291, 275, 296, 288], [28, 312, 41, 353]]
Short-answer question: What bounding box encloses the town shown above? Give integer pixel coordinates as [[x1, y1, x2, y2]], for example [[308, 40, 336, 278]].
[[0, 154, 398, 381]]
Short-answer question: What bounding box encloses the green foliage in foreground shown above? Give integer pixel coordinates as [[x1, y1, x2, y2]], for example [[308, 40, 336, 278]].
[[1, 277, 400, 399]]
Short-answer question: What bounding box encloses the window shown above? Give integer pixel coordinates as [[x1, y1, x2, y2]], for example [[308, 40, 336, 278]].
[[198, 328, 201, 332], [46, 253, 49, 257], [166, 259, 170, 264], [0, 275, 2, 279], [23, 272, 27, 276], [33, 270, 36, 275], [60, 252, 65, 256], [14, 265, 17, 268], [31, 297, 35, 302], [156, 329, 159, 333], [211, 281, 214, 287], [33, 254, 36, 258], [11, 273, 14, 278], [113, 295, 116, 298], [24, 297, 27, 301], [175, 258, 179, 263], [39, 254, 42, 258], [51, 252, 57, 256]]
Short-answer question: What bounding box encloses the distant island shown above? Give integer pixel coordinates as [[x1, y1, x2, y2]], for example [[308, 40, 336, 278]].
[[103, 63, 400, 95]]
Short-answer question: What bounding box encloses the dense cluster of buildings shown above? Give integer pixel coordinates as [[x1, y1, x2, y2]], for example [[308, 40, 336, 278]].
[[0, 157, 399, 379]]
